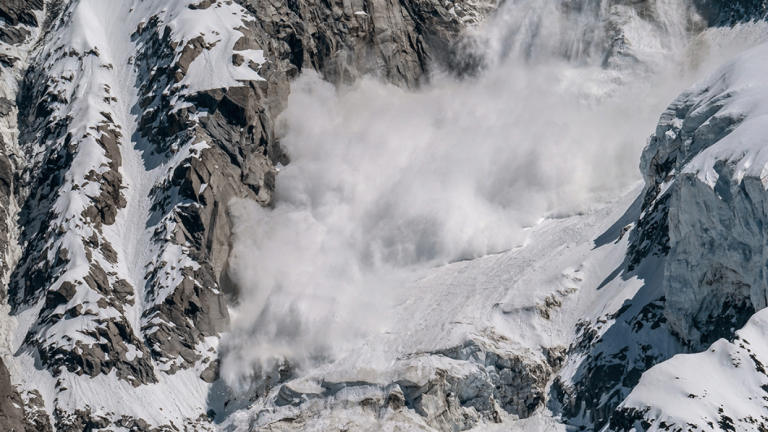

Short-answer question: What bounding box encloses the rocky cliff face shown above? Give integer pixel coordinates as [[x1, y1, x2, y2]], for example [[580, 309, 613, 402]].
[[636, 64, 763, 350], [0, 356, 26, 432]]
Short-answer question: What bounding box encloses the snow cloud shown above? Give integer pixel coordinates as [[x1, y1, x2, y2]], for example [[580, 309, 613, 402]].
[[218, 0, 768, 386]]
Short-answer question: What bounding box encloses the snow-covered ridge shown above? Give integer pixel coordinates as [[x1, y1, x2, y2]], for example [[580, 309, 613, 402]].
[[609, 39, 768, 432], [614, 309, 768, 431]]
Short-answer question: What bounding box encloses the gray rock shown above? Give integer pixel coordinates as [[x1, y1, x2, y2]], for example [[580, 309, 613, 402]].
[[0, 0, 489, 426], [7, 35, 152, 385], [200, 359, 220, 383], [232, 0, 495, 88], [121, 0, 499, 377], [0, 25, 30, 45], [55, 407, 110, 432], [0, 98, 13, 117], [0, 0, 43, 27], [189, 0, 217, 10], [22, 390, 52, 432], [0, 357, 25, 432]]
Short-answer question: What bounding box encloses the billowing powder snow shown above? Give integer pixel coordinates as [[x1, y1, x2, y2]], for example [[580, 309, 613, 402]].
[[220, 0, 768, 388]]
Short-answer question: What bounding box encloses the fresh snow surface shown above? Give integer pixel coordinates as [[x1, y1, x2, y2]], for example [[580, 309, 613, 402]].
[[674, 43, 768, 186], [619, 309, 768, 431]]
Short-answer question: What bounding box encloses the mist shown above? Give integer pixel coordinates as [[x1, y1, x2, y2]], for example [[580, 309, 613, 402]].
[[219, 0, 768, 386]]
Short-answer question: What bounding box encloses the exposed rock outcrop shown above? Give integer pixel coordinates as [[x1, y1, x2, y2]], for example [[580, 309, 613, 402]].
[[0, 0, 43, 294], [634, 49, 765, 349], [10, 2, 156, 385], [122, 0, 498, 378], [232, 0, 494, 87], [4, 0, 768, 430], [598, 38, 768, 432], [22, 390, 52, 432], [0, 357, 25, 432], [245, 336, 558, 431]]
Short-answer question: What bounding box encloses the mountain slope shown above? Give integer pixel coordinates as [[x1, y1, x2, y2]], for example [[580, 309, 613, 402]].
[[2, 0, 768, 430], [609, 38, 768, 432]]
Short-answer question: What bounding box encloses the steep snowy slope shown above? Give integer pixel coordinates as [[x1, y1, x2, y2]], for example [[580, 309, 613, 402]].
[[212, 6, 768, 432]]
